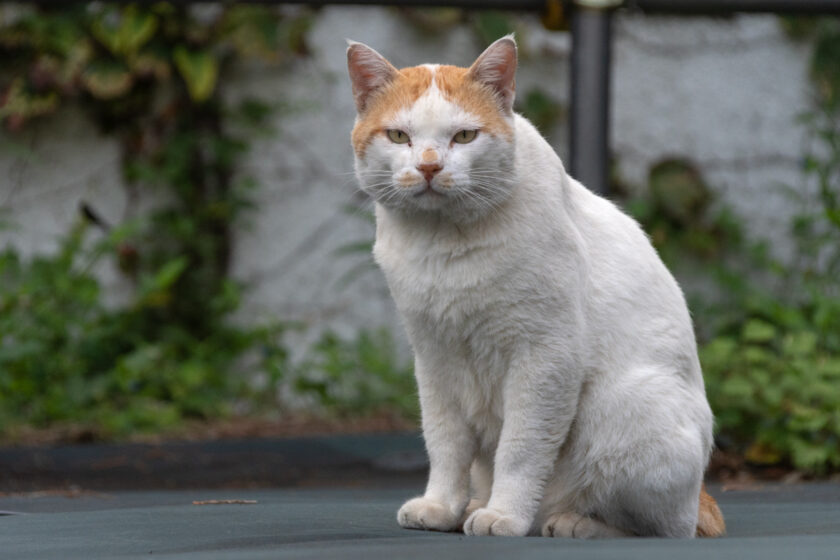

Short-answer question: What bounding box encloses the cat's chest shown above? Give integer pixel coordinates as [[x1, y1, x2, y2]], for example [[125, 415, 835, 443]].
[[375, 233, 515, 329], [374, 226, 531, 448]]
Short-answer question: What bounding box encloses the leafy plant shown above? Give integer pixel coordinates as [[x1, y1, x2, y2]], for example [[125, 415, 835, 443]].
[[0, 3, 310, 438], [293, 329, 417, 420], [619, 148, 840, 474], [516, 87, 565, 135], [617, 19, 840, 474], [702, 299, 840, 473], [701, 17, 840, 474]]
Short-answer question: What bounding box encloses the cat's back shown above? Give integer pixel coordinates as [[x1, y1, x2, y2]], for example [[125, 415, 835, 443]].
[[510, 115, 701, 378]]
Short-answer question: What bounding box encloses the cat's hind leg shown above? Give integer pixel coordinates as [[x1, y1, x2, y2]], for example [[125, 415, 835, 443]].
[[542, 512, 631, 539], [537, 366, 712, 538], [565, 367, 711, 538]]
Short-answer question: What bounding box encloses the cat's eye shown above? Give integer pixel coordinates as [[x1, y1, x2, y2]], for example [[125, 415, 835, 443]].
[[387, 129, 410, 144], [453, 130, 478, 144]]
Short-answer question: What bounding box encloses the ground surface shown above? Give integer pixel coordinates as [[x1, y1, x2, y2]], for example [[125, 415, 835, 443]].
[[3, 484, 840, 559], [2, 434, 839, 559]]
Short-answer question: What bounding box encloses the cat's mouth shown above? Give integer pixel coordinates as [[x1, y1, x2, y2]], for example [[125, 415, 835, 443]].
[[413, 184, 444, 198]]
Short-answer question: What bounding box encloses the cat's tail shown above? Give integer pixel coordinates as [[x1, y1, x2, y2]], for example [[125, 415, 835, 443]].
[[695, 484, 725, 537]]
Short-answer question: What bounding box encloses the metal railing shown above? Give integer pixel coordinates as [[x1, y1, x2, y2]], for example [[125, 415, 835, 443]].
[[570, 0, 840, 192], [27, 1, 840, 192]]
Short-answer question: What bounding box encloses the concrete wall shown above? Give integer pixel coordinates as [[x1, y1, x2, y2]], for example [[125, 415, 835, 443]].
[[0, 7, 815, 338]]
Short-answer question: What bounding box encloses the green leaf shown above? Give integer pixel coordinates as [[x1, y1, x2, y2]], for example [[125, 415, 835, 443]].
[[91, 6, 158, 56], [173, 47, 218, 102], [782, 331, 818, 357], [152, 258, 189, 291], [473, 12, 516, 48], [790, 438, 832, 472], [517, 88, 564, 135], [0, 78, 60, 124], [789, 405, 830, 432], [721, 376, 754, 400], [744, 346, 773, 365], [742, 319, 777, 343], [82, 62, 134, 99]]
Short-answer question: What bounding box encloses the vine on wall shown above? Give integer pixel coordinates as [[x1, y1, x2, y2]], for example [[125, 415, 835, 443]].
[[0, 3, 314, 437]]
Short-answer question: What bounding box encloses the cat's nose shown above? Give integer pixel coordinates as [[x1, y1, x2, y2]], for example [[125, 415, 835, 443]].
[[417, 162, 443, 182]]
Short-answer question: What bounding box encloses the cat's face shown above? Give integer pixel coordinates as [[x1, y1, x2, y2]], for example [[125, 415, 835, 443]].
[[348, 37, 518, 222]]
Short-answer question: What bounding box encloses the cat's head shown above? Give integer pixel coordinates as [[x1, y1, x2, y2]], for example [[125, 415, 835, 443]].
[[347, 36, 517, 222]]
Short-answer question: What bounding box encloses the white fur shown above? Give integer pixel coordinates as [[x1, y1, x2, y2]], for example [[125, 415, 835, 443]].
[[351, 42, 714, 539]]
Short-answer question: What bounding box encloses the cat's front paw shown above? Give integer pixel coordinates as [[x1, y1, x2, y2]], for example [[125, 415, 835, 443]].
[[463, 507, 530, 537], [397, 497, 460, 532]]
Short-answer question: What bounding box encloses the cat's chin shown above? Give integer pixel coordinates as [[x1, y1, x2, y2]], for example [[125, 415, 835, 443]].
[[412, 184, 445, 198], [372, 183, 495, 223]]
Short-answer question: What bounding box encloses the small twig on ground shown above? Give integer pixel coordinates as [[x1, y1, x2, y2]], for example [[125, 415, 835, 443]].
[[192, 499, 258, 506]]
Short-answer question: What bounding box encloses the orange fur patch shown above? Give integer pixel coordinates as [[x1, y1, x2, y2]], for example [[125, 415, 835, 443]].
[[351, 66, 432, 157], [435, 65, 513, 139], [696, 484, 726, 538], [351, 64, 513, 158], [421, 148, 439, 163]]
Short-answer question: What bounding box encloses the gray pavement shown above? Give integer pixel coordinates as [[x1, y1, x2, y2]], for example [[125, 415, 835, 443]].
[[3, 484, 840, 559]]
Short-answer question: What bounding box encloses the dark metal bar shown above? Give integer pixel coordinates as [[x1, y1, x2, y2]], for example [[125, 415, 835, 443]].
[[21, 0, 840, 14], [24, 0, 546, 9], [627, 0, 840, 14], [569, 5, 614, 195]]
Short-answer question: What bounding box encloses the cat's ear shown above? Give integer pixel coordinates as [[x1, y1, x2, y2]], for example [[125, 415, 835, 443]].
[[468, 35, 517, 114], [347, 41, 399, 113]]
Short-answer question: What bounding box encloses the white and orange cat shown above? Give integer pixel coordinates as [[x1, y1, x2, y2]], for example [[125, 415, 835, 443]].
[[347, 36, 724, 538]]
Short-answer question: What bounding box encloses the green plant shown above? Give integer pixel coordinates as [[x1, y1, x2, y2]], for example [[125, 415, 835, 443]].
[[294, 329, 417, 420], [516, 87, 564, 135], [702, 299, 840, 473], [619, 148, 840, 473], [634, 19, 840, 474], [0, 221, 291, 436], [0, 3, 310, 438]]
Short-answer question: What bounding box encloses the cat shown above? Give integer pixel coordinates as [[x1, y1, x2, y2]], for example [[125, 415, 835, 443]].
[[347, 35, 725, 539]]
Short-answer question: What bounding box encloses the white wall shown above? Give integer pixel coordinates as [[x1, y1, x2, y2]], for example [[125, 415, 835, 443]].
[[0, 7, 816, 338]]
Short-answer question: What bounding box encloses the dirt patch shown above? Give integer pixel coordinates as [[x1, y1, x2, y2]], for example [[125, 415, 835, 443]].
[[0, 413, 418, 447]]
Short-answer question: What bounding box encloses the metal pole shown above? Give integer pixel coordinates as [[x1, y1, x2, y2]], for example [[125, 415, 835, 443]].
[[569, 2, 618, 195]]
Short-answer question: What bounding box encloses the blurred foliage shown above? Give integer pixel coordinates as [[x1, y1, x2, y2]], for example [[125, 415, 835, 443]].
[[782, 17, 840, 110], [0, 3, 316, 438], [709, 17, 840, 474], [396, 7, 525, 50], [702, 304, 840, 473], [619, 145, 840, 475], [294, 329, 417, 420], [334, 204, 378, 288], [615, 18, 840, 473], [516, 87, 565, 136], [0, 221, 291, 435], [471, 11, 517, 47]]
